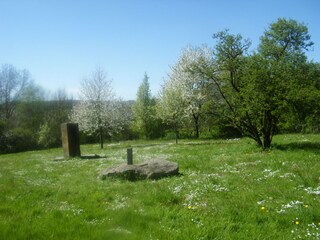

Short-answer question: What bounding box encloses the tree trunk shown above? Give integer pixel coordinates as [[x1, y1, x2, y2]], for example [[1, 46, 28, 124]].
[[263, 134, 272, 150], [175, 131, 179, 144], [242, 113, 263, 148], [261, 110, 274, 150], [247, 133, 263, 148], [99, 126, 104, 149], [193, 114, 200, 139]]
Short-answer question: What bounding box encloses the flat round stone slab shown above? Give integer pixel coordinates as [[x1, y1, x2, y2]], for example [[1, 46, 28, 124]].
[[100, 159, 179, 181]]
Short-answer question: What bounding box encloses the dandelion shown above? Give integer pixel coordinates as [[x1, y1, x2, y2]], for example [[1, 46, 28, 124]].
[[304, 204, 309, 208], [188, 205, 192, 210], [260, 206, 269, 212], [294, 218, 300, 225]]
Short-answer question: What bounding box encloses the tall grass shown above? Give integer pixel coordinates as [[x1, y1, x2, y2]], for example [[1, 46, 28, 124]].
[[0, 134, 319, 239]]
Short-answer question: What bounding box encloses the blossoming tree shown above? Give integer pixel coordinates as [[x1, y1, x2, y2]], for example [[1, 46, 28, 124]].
[[70, 67, 128, 148], [157, 45, 213, 140]]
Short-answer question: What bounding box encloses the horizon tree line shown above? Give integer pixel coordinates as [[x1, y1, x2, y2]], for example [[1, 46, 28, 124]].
[[0, 18, 319, 153]]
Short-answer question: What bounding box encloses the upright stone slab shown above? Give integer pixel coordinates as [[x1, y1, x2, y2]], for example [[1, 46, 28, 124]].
[[61, 123, 81, 158], [127, 148, 133, 165]]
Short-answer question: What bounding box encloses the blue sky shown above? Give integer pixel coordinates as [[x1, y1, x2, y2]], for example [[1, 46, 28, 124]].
[[0, 0, 319, 100]]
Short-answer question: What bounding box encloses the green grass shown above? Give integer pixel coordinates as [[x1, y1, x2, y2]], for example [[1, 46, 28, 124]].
[[0, 134, 320, 239]]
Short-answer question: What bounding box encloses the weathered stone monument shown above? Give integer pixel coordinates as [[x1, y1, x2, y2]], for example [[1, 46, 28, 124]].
[[61, 123, 81, 158]]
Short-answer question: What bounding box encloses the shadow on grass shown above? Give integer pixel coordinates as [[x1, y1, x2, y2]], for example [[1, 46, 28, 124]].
[[130, 139, 241, 148], [106, 142, 171, 149], [80, 154, 106, 160], [54, 154, 107, 161], [273, 141, 320, 152], [102, 138, 246, 150]]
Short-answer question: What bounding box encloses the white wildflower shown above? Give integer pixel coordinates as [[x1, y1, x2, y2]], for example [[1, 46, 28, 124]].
[[173, 185, 183, 194], [257, 200, 266, 205], [305, 186, 320, 195], [277, 200, 303, 213]]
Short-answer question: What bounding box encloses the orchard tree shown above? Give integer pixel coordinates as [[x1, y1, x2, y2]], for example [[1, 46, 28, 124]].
[[158, 46, 215, 141], [70, 67, 127, 148], [157, 76, 187, 143], [259, 18, 313, 60], [170, 45, 214, 138], [243, 18, 315, 148], [188, 18, 317, 149], [258, 18, 319, 133]]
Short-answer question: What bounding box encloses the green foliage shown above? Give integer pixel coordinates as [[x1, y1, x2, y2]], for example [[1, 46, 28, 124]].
[[1, 18, 319, 152], [3, 127, 38, 152], [0, 118, 41, 153], [156, 18, 318, 149], [15, 100, 46, 133], [38, 122, 56, 149], [283, 62, 320, 133], [15, 95, 73, 150], [0, 64, 32, 120], [205, 18, 320, 149], [0, 67, 74, 153], [0, 120, 8, 151], [259, 18, 313, 59], [1, 135, 320, 239], [133, 73, 164, 139]]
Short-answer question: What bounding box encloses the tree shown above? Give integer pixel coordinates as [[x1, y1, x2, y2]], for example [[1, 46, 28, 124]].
[[157, 46, 216, 141], [246, 18, 315, 148], [258, 18, 318, 134], [70, 67, 127, 148], [14, 82, 46, 132], [280, 61, 320, 133], [0, 64, 30, 121], [170, 46, 214, 138], [259, 18, 313, 60], [112, 99, 135, 140], [157, 77, 187, 143], [132, 73, 154, 138], [38, 89, 74, 148], [0, 65, 40, 153], [37, 121, 54, 149], [188, 19, 317, 149]]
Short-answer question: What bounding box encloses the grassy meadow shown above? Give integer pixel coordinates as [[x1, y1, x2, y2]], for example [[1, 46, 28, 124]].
[[0, 134, 320, 239]]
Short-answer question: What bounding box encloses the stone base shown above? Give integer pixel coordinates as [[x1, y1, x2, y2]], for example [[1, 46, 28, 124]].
[[100, 159, 179, 181]]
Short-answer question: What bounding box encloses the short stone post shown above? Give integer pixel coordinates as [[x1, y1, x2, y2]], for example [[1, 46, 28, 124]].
[[61, 123, 81, 158], [127, 148, 133, 165]]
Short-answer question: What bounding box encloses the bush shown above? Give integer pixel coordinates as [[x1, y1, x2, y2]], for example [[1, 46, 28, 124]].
[[38, 122, 57, 149], [0, 120, 8, 153], [3, 127, 38, 153]]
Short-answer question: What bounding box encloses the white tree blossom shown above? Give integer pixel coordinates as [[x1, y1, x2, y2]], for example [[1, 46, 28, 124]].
[[157, 77, 187, 143], [158, 45, 214, 139], [70, 67, 129, 148]]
